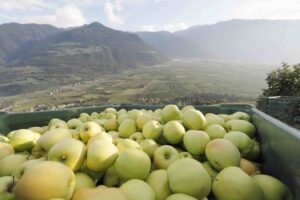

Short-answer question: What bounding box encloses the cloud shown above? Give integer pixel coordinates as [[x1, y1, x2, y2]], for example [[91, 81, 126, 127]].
[[142, 22, 188, 32], [104, 1, 124, 25], [20, 4, 86, 28], [0, 0, 50, 10]]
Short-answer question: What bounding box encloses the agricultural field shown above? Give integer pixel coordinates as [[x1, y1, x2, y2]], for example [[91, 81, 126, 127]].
[[0, 59, 276, 112]]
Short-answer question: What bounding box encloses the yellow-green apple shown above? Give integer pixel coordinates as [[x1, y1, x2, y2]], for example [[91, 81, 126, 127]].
[[103, 166, 121, 187], [87, 132, 113, 147], [0, 154, 28, 176], [117, 139, 142, 152], [49, 122, 68, 130], [224, 131, 254, 157], [15, 161, 75, 200], [129, 132, 145, 143], [72, 187, 128, 200], [166, 193, 198, 200], [79, 122, 103, 143], [48, 138, 87, 171], [142, 120, 163, 141], [204, 124, 227, 139], [114, 149, 151, 181], [80, 160, 104, 182], [103, 118, 118, 132], [37, 128, 72, 152], [127, 109, 143, 121], [79, 113, 90, 122], [108, 131, 119, 139], [161, 105, 180, 123], [217, 114, 232, 122], [74, 173, 95, 192], [105, 107, 117, 113], [118, 114, 128, 125], [205, 113, 225, 127], [9, 129, 40, 151], [182, 109, 206, 130], [181, 105, 195, 113], [0, 142, 14, 159], [102, 112, 116, 120], [247, 140, 260, 161], [31, 143, 45, 158], [0, 176, 19, 200], [0, 134, 9, 143], [28, 126, 47, 134], [147, 169, 171, 200], [153, 109, 162, 121], [231, 111, 251, 121], [163, 121, 185, 144], [153, 145, 179, 169], [90, 112, 100, 119], [167, 158, 211, 199], [118, 119, 137, 138], [212, 166, 264, 200], [136, 114, 152, 131], [117, 109, 127, 117], [205, 139, 241, 171], [226, 120, 256, 138], [240, 158, 258, 175], [92, 119, 106, 127], [12, 157, 45, 178], [70, 129, 80, 140], [120, 179, 155, 200], [252, 174, 293, 200], [179, 151, 193, 158], [183, 130, 210, 156], [49, 118, 66, 127], [202, 161, 218, 179], [67, 118, 83, 130], [140, 139, 159, 159], [87, 140, 118, 172]]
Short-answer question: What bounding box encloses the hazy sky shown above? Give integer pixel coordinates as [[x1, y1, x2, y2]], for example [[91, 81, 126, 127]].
[[1, 0, 300, 32]]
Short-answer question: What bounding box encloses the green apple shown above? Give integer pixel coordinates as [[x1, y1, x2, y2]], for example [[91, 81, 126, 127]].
[[246, 140, 260, 161], [9, 129, 40, 151], [118, 119, 137, 138], [161, 104, 180, 123], [15, 161, 75, 200], [0, 176, 19, 200], [252, 174, 293, 200], [205, 139, 241, 171], [182, 109, 206, 130], [12, 157, 45, 178], [224, 131, 254, 157], [240, 158, 258, 175], [205, 124, 227, 139], [163, 121, 185, 144], [115, 149, 151, 181], [167, 158, 211, 199], [117, 139, 142, 152], [48, 138, 86, 171], [202, 161, 218, 179], [129, 132, 145, 143], [87, 132, 113, 147], [212, 166, 264, 200], [0, 134, 10, 143], [231, 111, 251, 121], [147, 169, 171, 200], [79, 113, 90, 122], [0, 142, 14, 159], [142, 120, 163, 141], [136, 114, 153, 131], [87, 140, 118, 172], [226, 119, 256, 138], [127, 109, 143, 121], [72, 187, 128, 200], [205, 113, 225, 127], [166, 193, 198, 200], [103, 166, 121, 187], [67, 118, 83, 130], [183, 130, 210, 156], [153, 145, 180, 169], [74, 172, 95, 192], [0, 154, 28, 176], [179, 151, 193, 158], [218, 114, 232, 122], [103, 118, 118, 132], [121, 179, 155, 200], [79, 122, 103, 143], [140, 139, 159, 159]]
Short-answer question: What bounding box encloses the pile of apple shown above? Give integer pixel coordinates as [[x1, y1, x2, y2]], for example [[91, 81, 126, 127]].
[[0, 105, 294, 200]]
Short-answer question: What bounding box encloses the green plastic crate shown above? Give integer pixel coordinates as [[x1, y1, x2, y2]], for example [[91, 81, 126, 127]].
[[0, 103, 299, 199]]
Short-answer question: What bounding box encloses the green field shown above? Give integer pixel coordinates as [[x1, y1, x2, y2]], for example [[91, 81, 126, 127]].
[[1, 59, 276, 112]]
